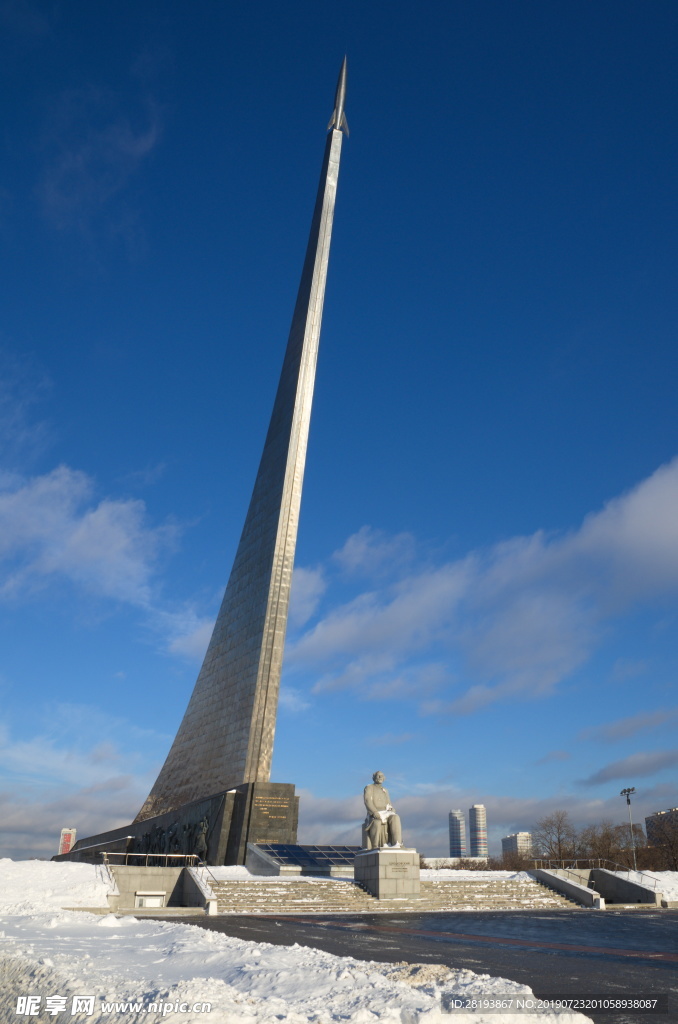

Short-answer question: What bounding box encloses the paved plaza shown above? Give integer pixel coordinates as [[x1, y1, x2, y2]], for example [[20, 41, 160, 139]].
[[172, 908, 678, 1024]]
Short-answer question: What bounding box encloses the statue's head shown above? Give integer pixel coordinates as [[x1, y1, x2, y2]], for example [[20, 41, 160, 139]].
[[372, 770, 385, 784]]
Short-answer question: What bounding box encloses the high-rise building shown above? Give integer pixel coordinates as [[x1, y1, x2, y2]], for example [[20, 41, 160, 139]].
[[449, 810, 466, 858], [645, 807, 678, 846], [469, 804, 488, 858], [501, 832, 532, 856]]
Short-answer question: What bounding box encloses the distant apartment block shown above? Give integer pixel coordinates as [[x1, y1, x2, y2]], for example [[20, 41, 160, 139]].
[[502, 832, 532, 856], [469, 804, 488, 858], [449, 809, 466, 858], [645, 807, 678, 846]]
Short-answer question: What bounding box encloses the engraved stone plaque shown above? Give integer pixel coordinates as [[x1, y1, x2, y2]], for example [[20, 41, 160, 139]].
[[354, 848, 421, 899]]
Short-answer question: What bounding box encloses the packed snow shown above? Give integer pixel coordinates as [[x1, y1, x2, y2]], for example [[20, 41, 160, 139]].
[[420, 870, 530, 881], [208, 866, 354, 883], [0, 859, 111, 914], [0, 860, 596, 1023], [209, 867, 544, 885]]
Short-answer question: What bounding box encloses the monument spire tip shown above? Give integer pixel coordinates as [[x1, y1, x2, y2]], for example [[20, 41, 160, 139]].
[[327, 55, 349, 136]]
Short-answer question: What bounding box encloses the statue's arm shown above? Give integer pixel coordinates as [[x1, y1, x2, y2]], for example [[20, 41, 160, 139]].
[[364, 785, 380, 818]]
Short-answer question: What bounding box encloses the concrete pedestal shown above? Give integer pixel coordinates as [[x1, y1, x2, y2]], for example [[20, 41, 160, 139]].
[[354, 848, 420, 899]]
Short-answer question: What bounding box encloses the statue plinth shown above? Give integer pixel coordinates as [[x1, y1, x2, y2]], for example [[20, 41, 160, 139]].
[[354, 847, 420, 900]]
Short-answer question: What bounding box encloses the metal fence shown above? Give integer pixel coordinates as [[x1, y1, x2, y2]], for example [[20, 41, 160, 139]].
[[101, 851, 201, 867]]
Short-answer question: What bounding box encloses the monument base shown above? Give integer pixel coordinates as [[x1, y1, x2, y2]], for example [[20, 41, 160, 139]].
[[55, 782, 299, 867], [354, 847, 420, 899]]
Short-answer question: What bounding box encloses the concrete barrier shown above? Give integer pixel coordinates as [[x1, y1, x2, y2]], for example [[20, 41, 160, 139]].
[[184, 867, 218, 915], [530, 869, 604, 909], [108, 866, 183, 910], [590, 868, 662, 906], [108, 865, 216, 913]]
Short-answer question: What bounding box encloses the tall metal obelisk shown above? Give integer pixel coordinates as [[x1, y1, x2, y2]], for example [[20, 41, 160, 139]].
[[136, 59, 348, 822]]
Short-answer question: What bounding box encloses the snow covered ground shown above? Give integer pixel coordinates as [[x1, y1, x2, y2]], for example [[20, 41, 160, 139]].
[[209, 866, 354, 883], [420, 870, 531, 881], [206, 867, 535, 884], [0, 860, 596, 1023]]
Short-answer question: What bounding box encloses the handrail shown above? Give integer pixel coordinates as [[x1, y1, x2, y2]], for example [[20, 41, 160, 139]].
[[197, 862, 219, 885], [532, 858, 660, 890], [546, 865, 591, 885], [102, 851, 200, 867], [190, 862, 219, 892], [596, 859, 661, 890], [96, 857, 116, 892]]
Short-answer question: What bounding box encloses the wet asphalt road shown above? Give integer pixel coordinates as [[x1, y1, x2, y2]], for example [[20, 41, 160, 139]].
[[170, 909, 678, 1024]]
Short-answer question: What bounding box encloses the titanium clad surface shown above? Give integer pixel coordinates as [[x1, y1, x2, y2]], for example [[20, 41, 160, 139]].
[[136, 128, 344, 821]]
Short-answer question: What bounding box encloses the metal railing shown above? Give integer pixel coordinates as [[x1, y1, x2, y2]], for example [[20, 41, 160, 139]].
[[101, 851, 201, 867], [538, 864, 593, 887], [190, 861, 219, 895], [532, 858, 661, 890], [96, 857, 116, 892]]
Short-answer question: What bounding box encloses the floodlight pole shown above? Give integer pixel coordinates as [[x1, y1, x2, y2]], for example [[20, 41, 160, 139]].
[[621, 787, 637, 872]]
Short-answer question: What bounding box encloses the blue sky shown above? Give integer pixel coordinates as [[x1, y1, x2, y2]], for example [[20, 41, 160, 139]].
[[1, 0, 677, 859]]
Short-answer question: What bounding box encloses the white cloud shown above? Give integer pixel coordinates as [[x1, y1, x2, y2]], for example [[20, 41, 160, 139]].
[[290, 458, 678, 714], [278, 685, 310, 713], [297, 782, 678, 856], [120, 461, 167, 487], [0, 369, 217, 662], [0, 706, 161, 858], [535, 750, 571, 765], [579, 750, 678, 786], [609, 658, 648, 682], [574, 459, 678, 604], [0, 465, 176, 605], [163, 608, 215, 660], [370, 732, 415, 746], [37, 86, 161, 234], [294, 561, 471, 674], [0, 704, 162, 792], [580, 708, 678, 744], [288, 565, 326, 627], [0, 349, 51, 467], [333, 526, 416, 577], [0, 776, 145, 860]]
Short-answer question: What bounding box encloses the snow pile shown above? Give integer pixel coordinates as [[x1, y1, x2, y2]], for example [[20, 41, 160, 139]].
[[0, 859, 110, 914], [208, 865, 257, 881], [210, 866, 533, 884], [0, 860, 594, 1023], [421, 869, 517, 880], [613, 870, 678, 899], [208, 866, 353, 883]]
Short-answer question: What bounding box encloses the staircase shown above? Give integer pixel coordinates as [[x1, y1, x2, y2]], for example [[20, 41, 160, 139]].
[[210, 876, 578, 914]]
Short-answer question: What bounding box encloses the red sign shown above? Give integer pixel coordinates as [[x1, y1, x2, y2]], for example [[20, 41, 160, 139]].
[[58, 829, 76, 855]]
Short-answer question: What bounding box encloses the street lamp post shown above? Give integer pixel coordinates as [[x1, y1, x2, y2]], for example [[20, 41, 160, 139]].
[[620, 787, 637, 872]]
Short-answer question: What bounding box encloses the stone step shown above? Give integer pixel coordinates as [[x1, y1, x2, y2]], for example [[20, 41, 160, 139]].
[[210, 877, 577, 913]]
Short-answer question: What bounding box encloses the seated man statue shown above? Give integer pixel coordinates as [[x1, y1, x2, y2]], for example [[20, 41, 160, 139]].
[[363, 770, 403, 849]]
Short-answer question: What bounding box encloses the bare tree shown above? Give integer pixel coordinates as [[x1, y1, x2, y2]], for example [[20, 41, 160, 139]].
[[578, 821, 624, 861], [532, 811, 577, 861], [500, 850, 534, 871]]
